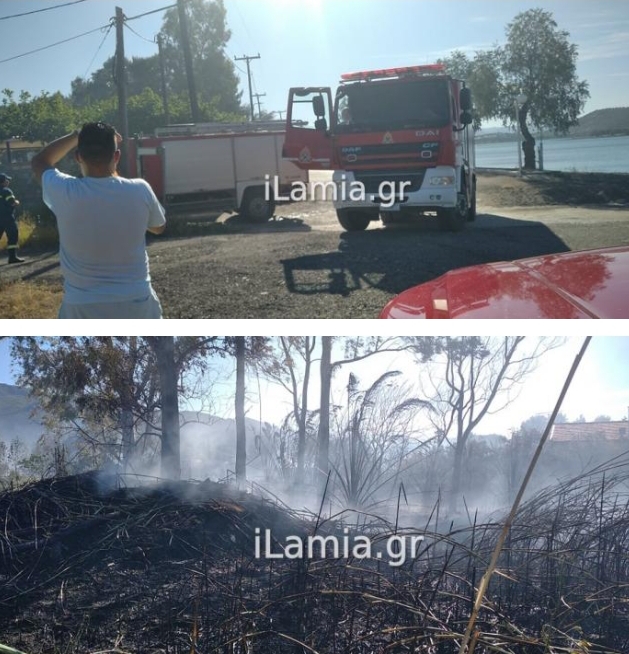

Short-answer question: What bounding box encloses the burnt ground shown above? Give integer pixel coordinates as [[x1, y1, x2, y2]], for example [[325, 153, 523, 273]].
[[476, 169, 629, 207], [1, 170, 629, 319], [1, 472, 629, 653]]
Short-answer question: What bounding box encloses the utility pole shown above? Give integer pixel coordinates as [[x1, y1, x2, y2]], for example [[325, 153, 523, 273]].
[[114, 7, 129, 176], [276, 110, 285, 120], [253, 92, 266, 120], [235, 53, 260, 122], [177, 0, 200, 123], [156, 34, 170, 125]]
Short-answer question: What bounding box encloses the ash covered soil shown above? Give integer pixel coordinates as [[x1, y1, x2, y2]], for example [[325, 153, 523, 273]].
[[3, 170, 629, 319], [2, 472, 629, 653]]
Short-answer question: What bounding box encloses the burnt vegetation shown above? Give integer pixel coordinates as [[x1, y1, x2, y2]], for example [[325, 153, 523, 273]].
[[2, 336, 628, 652], [1, 466, 629, 653]]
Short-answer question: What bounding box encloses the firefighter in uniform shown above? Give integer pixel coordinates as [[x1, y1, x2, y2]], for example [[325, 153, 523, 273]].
[[0, 173, 25, 264]]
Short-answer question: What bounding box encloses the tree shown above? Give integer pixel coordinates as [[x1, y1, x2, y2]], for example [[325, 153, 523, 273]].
[[438, 50, 502, 131], [12, 337, 219, 480], [146, 337, 180, 479], [259, 337, 317, 480], [499, 8, 589, 169], [13, 337, 160, 470], [420, 337, 558, 513], [0, 90, 78, 143], [316, 336, 332, 483], [235, 336, 246, 486], [159, 0, 243, 116]]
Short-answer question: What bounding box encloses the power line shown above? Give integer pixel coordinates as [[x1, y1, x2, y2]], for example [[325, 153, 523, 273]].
[[0, 0, 87, 22], [83, 23, 115, 79], [124, 22, 157, 45], [231, 0, 258, 52], [0, 4, 175, 68], [0, 24, 110, 65], [124, 4, 177, 22]]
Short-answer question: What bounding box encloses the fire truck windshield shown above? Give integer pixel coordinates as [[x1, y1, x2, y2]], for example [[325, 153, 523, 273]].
[[335, 78, 451, 133]]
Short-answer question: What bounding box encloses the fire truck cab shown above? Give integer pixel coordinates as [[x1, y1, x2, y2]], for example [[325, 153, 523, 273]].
[[283, 64, 476, 232]]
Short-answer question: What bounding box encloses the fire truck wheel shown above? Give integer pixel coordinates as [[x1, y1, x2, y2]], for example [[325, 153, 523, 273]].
[[336, 209, 372, 232], [438, 193, 468, 232], [380, 211, 398, 226], [241, 188, 274, 222]]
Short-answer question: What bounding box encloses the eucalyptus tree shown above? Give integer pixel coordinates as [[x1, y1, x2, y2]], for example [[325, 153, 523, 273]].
[[417, 337, 560, 513], [12, 337, 220, 479]]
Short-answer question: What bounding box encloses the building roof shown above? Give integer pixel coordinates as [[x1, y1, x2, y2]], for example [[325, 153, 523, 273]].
[[551, 421, 629, 442], [4, 138, 44, 150]]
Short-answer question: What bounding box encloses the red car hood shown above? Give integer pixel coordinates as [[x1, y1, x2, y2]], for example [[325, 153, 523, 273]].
[[380, 246, 629, 319]]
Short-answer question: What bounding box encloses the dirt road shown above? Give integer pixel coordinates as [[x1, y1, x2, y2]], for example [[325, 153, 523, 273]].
[[3, 172, 629, 319]]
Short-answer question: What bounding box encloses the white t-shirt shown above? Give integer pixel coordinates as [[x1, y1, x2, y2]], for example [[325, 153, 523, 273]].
[[42, 169, 166, 304]]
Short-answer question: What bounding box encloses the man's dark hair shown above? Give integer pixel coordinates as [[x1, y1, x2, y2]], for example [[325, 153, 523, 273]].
[[78, 122, 117, 165]]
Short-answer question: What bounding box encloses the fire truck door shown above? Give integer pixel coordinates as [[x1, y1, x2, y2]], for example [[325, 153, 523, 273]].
[[283, 87, 334, 170]]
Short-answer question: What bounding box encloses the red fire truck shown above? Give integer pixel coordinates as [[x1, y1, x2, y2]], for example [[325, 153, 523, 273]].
[[128, 121, 308, 221], [283, 64, 476, 231]]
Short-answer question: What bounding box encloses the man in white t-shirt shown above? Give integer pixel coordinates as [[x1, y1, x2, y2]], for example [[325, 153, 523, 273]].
[[31, 122, 166, 319]]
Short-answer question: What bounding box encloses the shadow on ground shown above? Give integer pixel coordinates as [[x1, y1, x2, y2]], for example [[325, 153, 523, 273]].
[[165, 209, 311, 236], [281, 213, 570, 298]]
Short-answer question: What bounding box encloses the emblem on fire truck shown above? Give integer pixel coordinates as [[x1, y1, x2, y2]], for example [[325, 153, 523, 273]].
[[299, 147, 312, 163], [382, 132, 393, 144]]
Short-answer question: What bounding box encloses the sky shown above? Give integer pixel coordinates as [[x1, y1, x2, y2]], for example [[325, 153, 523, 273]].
[[2, 336, 628, 437], [0, 0, 627, 125]]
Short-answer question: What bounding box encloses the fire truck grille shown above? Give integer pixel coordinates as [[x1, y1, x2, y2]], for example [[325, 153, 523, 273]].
[[353, 171, 426, 194]]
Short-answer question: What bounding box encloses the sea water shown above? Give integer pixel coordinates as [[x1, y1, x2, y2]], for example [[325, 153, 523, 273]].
[[474, 135, 629, 173]]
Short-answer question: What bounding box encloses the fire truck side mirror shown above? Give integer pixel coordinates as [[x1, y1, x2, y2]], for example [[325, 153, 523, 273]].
[[315, 118, 328, 132], [312, 96, 326, 117], [460, 87, 472, 111], [461, 110, 473, 126]]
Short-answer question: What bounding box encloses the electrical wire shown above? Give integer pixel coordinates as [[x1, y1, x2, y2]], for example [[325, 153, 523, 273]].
[[0, 24, 111, 65], [0, 0, 87, 21], [231, 0, 258, 52], [124, 22, 158, 45], [124, 4, 177, 22], [83, 23, 115, 80]]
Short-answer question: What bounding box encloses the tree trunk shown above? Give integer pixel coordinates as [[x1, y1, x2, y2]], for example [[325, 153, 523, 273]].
[[296, 337, 312, 478], [449, 441, 465, 515], [121, 407, 134, 472], [151, 337, 181, 480], [316, 337, 332, 486], [518, 104, 536, 170], [235, 336, 246, 487]]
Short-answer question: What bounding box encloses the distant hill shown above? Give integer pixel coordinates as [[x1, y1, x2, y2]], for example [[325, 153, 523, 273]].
[[476, 107, 629, 142], [568, 107, 629, 138]]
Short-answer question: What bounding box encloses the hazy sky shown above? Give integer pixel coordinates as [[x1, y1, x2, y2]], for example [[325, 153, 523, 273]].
[[0, 0, 627, 125], [2, 337, 628, 436]]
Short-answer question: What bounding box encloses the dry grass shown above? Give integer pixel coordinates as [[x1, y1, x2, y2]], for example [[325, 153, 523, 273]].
[[0, 213, 59, 253], [0, 280, 61, 319]]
